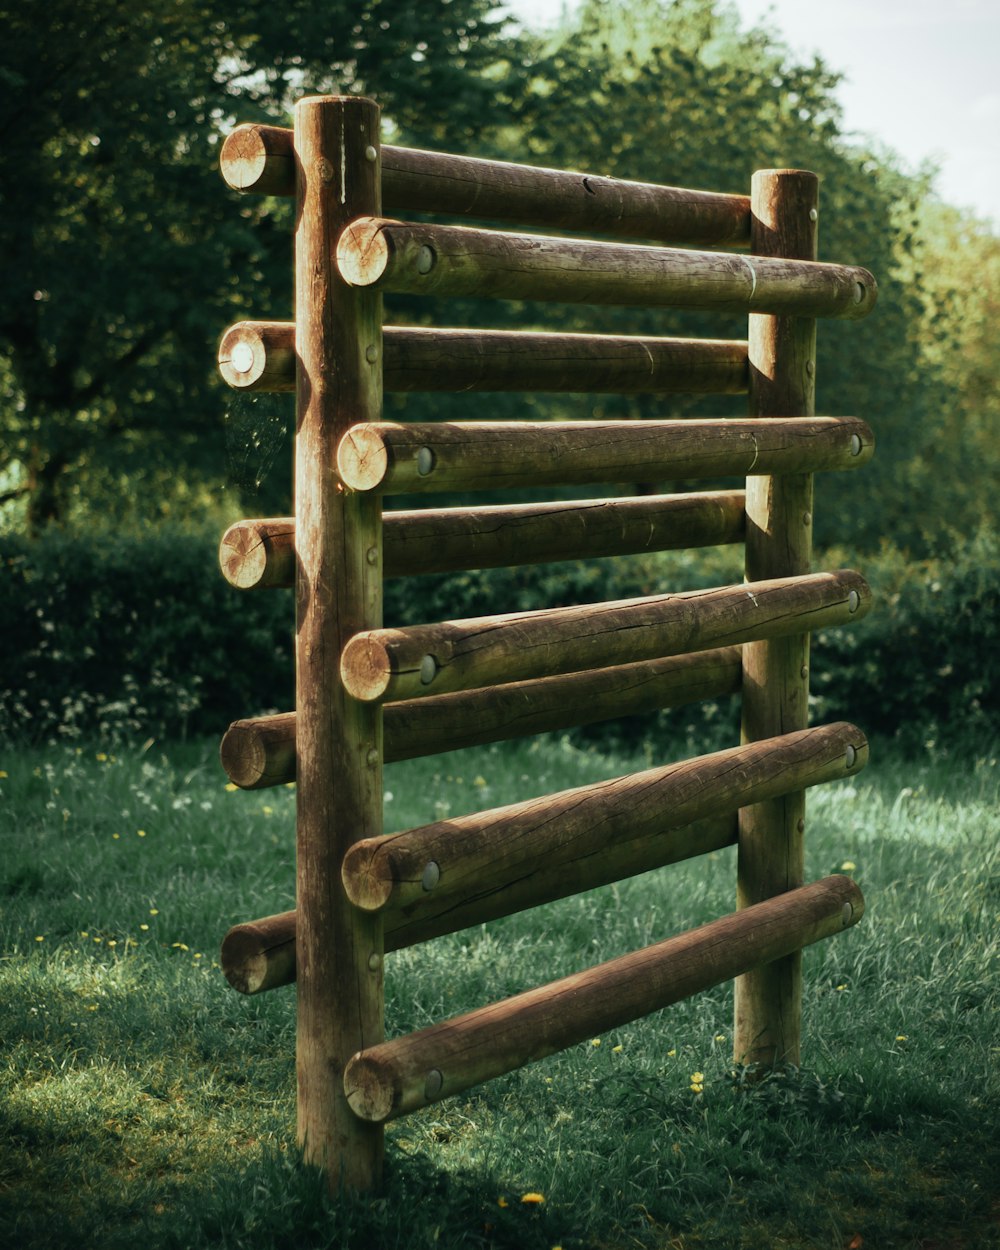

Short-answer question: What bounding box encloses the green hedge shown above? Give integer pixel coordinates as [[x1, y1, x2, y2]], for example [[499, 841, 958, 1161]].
[[2, 525, 997, 750]]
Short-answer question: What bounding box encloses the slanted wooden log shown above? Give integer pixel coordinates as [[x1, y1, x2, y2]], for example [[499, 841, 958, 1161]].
[[217, 492, 745, 592], [292, 94, 384, 1190], [342, 721, 867, 917], [220, 122, 752, 246], [216, 321, 748, 395], [336, 217, 877, 319], [220, 646, 743, 789], [343, 875, 865, 1122], [337, 417, 874, 496], [220, 810, 737, 994], [340, 569, 870, 705]]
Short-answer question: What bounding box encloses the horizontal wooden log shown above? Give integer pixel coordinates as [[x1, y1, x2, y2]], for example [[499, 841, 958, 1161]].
[[220, 810, 738, 994], [218, 492, 746, 591], [220, 123, 751, 246], [337, 218, 877, 320], [342, 721, 867, 915], [336, 417, 874, 495], [340, 568, 871, 704], [344, 874, 865, 1121], [220, 646, 743, 789], [218, 321, 296, 392], [216, 321, 748, 395], [219, 519, 296, 590]]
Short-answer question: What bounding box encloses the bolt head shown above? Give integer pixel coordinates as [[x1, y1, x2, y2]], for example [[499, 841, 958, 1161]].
[[416, 244, 436, 275], [421, 860, 441, 892]]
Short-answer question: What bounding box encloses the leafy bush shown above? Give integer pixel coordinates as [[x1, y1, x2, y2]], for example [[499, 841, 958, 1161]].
[[2, 525, 997, 750]]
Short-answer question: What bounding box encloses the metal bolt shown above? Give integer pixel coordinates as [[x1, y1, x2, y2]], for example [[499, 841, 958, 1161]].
[[802, 511, 812, 526], [848, 590, 860, 614], [368, 952, 382, 972], [845, 744, 857, 768], [797, 817, 806, 833], [805, 359, 815, 377], [366, 747, 379, 767], [421, 860, 440, 892], [809, 207, 818, 222], [416, 244, 436, 275], [230, 342, 255, 374], [850, 434, 863, 457], [366, 545, 379, 565], [316, 157, 334, 183], [416, 446, 436, 476], [364, 145, 378, 163], [424, 1068, 443, 1099], [365, 344, 379, 364], [800, 664, 809, 679], [419, 654, 438, 685], [841, 902, 854, 926]]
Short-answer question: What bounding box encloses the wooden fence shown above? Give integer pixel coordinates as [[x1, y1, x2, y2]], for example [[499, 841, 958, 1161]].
[[215, 94, 876, 1191]]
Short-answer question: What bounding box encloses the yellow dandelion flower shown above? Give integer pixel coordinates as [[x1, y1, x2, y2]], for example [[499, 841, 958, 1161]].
[[590, 1037, 601, 1047], [225, 782, 239, 792], [895, 1034, 908, 1042], [107, 940, 117, 948], [112, 833, 120, 840], [612, 1044, 623, 1053], [690, 1083, 704, 1093], [473, 775, 487, 787], [262, 805, 273, 816], [149, 908, 159, 915], [690, 1071, 704, 1083], [35, 935, 44, 942], [841, 860, 857, 872], [140, 924, 149, 931], [284, 782, 295, 789], [96, 753, 108, 762], [667, 1048, 677, 1057], [714, 1034, 726, 1042], [137, 829, 146, 837], [172, 942, 189, 952], [521, 1192, 545, 1206], [497, 1197, 509, 1209], [836, 984, 848, 992], [80, 931, 89, 938], [0, 770, 8, 778]]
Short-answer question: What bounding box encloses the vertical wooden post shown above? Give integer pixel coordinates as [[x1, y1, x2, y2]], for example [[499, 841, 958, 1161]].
[[735, 170, 818, 1069], [294, 95, 385, 1189]]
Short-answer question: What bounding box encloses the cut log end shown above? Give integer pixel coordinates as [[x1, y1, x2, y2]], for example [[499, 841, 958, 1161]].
[[340, 633, 394, 702], [336, 216, 391, 287], [219, 721, 269, 788], [219, 124, 294, 196], [219, 522, 268, 589], [344, 1052, 398, 1123], [338, 425, 391, 492], [218, 323, 268, 389], [220, 916, 297, 995], [341, 841, 395, 912]]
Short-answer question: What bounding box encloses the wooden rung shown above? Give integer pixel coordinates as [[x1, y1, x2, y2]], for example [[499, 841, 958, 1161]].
[[217, 321, 749, 396], [218, 492, 746, 590], [219, 123, 752, 247], [340, 568, 871, 704], [220, 646, 743, 789], [343, 874, 865, 1122], [342, 721, 867, 916], [220, 811, 737, 995], [337, 417, 874, 496], [336, 218, 877, 320]]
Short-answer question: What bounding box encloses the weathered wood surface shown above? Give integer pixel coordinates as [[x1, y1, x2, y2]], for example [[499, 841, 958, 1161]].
[[343, 875, 865, 1123], [340, 569, 870, 704], [292, 95, 384, 1189], [736, 168, 821, 1070], [221, 646, 743, 789], [220, 810, 737, 994], [217, 492, 745, 591], [220, 122, 752, 246], [217, 320, 749, 395], [336, 217, 877, 319], [337, 417, 873, 496]]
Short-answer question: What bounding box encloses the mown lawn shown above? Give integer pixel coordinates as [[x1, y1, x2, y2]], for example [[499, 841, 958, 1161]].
[[1, 733, 998, 1249]]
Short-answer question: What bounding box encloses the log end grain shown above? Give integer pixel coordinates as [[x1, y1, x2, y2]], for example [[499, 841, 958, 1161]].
[[344, 1051, 398, 1123], [340, 633, 394, 702], [219, 521, 268, 589], [219, 124, 294, 196], [336, 216, 391, 287], [338, 425, 391, 492], [341, 840, 395, 912]]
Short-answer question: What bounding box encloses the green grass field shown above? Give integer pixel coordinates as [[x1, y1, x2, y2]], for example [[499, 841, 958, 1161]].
[[1, 733, 998, 1249]]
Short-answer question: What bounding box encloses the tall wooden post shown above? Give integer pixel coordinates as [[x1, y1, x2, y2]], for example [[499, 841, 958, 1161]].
[[735, 170, 818, 1068], [294, 95, 385, 1188]]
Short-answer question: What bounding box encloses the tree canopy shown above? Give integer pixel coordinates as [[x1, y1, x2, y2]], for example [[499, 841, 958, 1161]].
[[1, 0, 995, 555]]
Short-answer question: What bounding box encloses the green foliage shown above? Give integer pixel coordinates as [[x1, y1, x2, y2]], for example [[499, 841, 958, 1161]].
[[0, 527, 294, 743]]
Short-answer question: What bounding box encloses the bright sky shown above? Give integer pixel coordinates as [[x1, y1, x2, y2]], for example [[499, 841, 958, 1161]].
[[500, 0, 1000, 227]]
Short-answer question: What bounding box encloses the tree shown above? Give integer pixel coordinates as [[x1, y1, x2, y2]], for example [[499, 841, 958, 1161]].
[[0, 0, 522, 533]]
